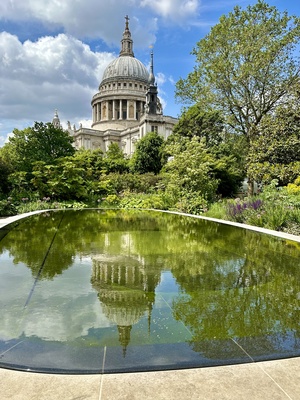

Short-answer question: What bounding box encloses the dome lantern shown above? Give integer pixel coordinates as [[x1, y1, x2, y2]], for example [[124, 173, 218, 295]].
[[120, 15, 134, 57]]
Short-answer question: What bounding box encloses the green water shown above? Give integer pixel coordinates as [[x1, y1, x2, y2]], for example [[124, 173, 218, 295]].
[[0, 209, 299, 373]]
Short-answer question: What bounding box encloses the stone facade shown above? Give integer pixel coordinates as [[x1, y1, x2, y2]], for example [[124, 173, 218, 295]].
[[57, 16, 178, 155]]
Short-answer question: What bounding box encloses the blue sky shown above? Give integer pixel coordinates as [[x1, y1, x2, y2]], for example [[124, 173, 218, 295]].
[[0, 0, 299, 146]]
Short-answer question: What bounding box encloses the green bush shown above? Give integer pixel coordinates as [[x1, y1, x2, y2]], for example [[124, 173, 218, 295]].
[[173, 191, 208, 215], [119, 192, 170, 210], [204, 201, 227, 219], [0, 198, 17, 217]]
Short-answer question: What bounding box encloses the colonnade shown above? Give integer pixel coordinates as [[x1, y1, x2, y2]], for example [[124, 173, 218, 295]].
[[92, 99, 146, 123]]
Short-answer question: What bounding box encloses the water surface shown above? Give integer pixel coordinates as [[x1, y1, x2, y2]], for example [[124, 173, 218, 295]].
[[0, 209, 299, 373]]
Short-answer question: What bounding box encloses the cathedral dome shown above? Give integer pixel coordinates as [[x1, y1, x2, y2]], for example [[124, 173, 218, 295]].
[[101, 56, 149, 84]]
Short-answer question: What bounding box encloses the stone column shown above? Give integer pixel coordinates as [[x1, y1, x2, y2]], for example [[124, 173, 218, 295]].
[[119, 99, 122, 119], [99, 103, 102, 121], [92, 105, 96, 122], [134, 101, 137, 120], [112, 100, 116, 120]]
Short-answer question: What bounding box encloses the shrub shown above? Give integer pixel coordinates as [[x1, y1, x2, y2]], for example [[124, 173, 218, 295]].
[[0, 198, 17, 217], [119, 192, 170, 210], [173, 191, 208, 215]]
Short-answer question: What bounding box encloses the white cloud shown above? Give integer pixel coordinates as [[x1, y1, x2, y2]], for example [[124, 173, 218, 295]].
[[0, 0, 158, 47], [156, 72, 166, 86], [140, 0, 200, 21], [0, 32, 115, 133], [0, 0, 199, 45]]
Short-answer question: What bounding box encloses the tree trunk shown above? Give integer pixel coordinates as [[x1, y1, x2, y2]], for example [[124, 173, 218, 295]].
[[247, 177, 254, 196]]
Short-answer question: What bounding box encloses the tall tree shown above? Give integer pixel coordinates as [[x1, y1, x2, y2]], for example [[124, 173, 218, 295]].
[[173, 105, 224, 147], [104, 143, 129, 173], [130, 132, 164, 174], [247, 102, 300, 186], [163, 136, 219, 213], [7, 121, 75, 172], [176, 0, 300, 193]]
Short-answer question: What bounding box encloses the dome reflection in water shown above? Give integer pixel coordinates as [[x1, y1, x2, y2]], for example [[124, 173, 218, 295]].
[[0, 209, 299, 374]]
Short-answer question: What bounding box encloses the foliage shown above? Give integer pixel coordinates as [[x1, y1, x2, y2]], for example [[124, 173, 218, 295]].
[[286, 176, 300, 195], [211, 138, 245, 197], [167, 108, 246, 197], [103, 143, 129, 173], [163, 136, 219, 212], [172, 190, 209, 215], [226, 198, 264, 223], [107, 172, 161, 194], [31, 161, 88, 200], [173, 105, 224, 147], [0, 156, 13, 196], [130, 132, 164, 174], [70, 148, 105, 179], [202, 200, 227, 220], [176, 0, 300, 193], [119, 191, 171, 210], [6, 122, 75, 173], [0, 198, 17, 217], [212, 180, 300, 233], [247, 105, 300, 185], [8, 171, 32, 200]]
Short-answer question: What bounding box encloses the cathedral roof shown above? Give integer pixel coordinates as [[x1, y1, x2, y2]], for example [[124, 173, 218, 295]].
[[100, 16, 150, 85], [102, 56, 149, 83]]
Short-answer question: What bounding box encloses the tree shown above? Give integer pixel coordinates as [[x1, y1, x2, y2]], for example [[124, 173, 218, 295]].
[[176, 0, 300, 194], [0, 156, 13, 196], [162, 136, 219, 213], [7, 121, 75, 172], [247, 103, 300, 185], [170, 104, 245, 196], [130, 132, 164, 174], [173, 105, 224, 147], [104, 143, 129, 173]]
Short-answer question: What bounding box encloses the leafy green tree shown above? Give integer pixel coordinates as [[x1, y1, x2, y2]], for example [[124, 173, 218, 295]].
[[247, 104, 300, 185], [173, 105, 224, 147], [104, 143, 129, 173], [130, 132, 164, 174], [0, 156, 13, 196], [7, 121, 75, 172], [70, 148, 105, 181], [169, 104, 245, 197], [163, 136, 219, 213], [212, 146, 245, 197], [31, 160, 87, 200], [176, 0, 300, 193]]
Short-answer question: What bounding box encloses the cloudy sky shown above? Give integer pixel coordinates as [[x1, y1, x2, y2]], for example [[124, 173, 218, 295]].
[[0, 0, 299, 146]]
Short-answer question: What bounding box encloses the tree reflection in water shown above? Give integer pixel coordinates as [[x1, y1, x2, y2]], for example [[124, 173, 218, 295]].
[[0, 209, 299, 362]]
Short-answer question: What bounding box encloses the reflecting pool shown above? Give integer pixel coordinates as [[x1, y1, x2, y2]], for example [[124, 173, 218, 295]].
[[0, 209, 299, 374]]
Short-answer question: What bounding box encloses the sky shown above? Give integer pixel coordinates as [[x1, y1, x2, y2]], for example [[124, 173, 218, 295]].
[[0, 0, 299, 146]]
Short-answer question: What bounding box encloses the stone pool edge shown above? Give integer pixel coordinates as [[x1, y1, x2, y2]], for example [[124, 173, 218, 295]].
[[148, 208, 300, 243]]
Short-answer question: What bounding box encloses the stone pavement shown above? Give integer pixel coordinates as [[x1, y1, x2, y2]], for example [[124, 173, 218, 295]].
[[1, 357, 300, 400]]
